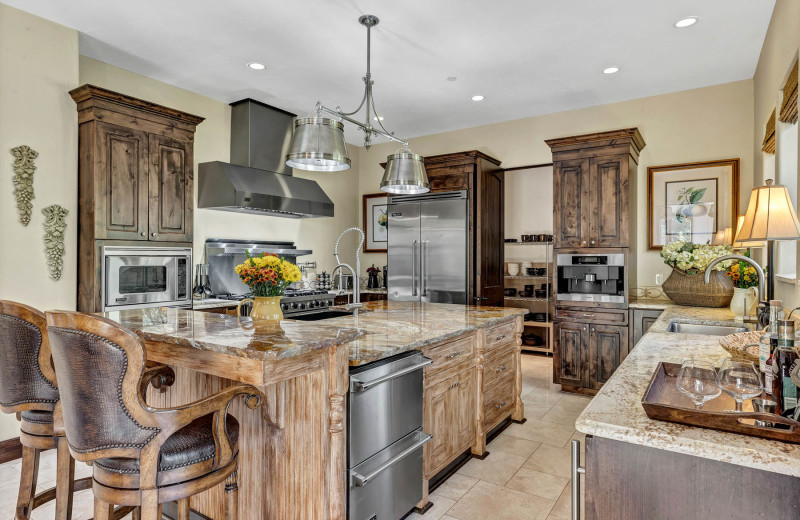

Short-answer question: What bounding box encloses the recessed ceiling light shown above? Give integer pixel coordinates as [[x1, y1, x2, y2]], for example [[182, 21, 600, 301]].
[[446, 76, 457, 82], [373, 116, 384, 121], [602, 67, 620, 75], [247, 62, 266, 70], [471, 95, 485, 101], [674, 16, 699, 28]]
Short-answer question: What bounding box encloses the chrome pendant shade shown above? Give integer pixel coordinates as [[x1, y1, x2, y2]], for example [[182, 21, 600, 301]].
[[285, 117, 350, 172], [381, 152, 429, 194], [285, 14, 429, 194]]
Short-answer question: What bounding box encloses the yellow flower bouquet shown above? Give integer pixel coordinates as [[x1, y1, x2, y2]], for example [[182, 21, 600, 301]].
[[726, 261, 759, 289], [234, 251, 302, 297]]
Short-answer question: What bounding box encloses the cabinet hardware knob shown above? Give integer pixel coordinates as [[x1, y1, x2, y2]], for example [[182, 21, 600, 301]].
[[140, 232, 145, 237], [496, 365, 507, 372], [582, 241, 587, 245], [494, 401, 508, 409], [591, 240, 596, 245], [496, 334, 507, 340], [151, 232, 157, 237], [446, 351, 463, 359]]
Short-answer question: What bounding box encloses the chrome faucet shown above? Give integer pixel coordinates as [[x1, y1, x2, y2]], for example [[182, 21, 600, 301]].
[[334, 227, 365, 312], [704, 254, 767, 324]]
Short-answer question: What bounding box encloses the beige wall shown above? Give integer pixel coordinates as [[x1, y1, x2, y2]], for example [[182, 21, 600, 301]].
[[753, 0, 800, 308], [0, 4, 79, 440], [79, 57, 361, 273], [357, 80, 755, 289]]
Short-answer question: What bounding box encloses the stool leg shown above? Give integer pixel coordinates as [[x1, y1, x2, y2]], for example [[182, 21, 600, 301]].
[[93, 498, 113, 520], [16, 446, 40, 519], [224, 470, 238, 520], [55, 437, 75, 520], [132, 507, 141, 520], [139, 490, 160, 520], [177, 498, 190, 520]]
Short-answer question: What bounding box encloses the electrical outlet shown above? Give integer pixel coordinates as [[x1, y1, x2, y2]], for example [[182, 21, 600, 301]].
[[655, 273, 663, 285]]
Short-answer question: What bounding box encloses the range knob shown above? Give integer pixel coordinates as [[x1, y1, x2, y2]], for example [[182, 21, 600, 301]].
[[281, 303, 289, 311], [298, 302, 307, 310], [289, 302, 298, 310]]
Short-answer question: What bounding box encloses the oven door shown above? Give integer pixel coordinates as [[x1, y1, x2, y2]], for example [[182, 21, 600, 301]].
[[103, 248, 191, 311]]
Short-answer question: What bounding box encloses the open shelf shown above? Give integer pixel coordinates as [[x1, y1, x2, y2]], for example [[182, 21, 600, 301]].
[[504, 296, 550, 302], [504, 275, 550, 280], [524, 321, 552, 328], [504, 241, 553, 246]]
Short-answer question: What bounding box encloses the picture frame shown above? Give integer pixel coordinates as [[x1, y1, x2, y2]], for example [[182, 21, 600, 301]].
[[363, 193, 389, 253], [647, 159, 739, 250]]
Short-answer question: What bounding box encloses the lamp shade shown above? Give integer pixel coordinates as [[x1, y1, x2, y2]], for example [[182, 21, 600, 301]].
[[712, 227, 733, 246], [732, 215, 766, 249], [735, 180, 800, 242], [380, 152, 429, 194], [286, 117, 351, 171]]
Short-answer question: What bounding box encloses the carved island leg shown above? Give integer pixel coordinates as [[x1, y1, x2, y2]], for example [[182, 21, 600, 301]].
[[328, 343, 349, 520], [472, 329, 489, 458], [512, 315, 526, 423], [224, 470, 238, 520]]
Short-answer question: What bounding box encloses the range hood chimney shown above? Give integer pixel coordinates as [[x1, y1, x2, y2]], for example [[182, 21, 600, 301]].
[[198, 99, 334, 218]]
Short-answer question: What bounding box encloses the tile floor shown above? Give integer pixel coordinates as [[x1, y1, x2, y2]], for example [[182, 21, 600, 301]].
[[0, 353, 589, 519]]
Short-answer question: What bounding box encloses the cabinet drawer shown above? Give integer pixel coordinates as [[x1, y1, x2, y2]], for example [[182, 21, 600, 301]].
[[482, 372, 515, 430], [483, 346, 515, 390], [485, 321, 516, 350], [423, 335, 476, 382], [556, 307, 628, 325]]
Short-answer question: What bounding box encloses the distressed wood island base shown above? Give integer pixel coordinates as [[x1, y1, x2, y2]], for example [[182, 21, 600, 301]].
[[106, 301, 526, 519]]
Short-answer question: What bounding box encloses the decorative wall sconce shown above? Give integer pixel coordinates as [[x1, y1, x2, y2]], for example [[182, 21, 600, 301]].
[[10, 145, 38, 226], [42, 204, 68, 280]]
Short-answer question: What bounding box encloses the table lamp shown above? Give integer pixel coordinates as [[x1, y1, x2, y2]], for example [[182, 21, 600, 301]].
[[733, 179, 800, 299]]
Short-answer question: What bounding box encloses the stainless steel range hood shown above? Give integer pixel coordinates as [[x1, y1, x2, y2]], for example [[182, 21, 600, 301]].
[[198, 99, 334, 218]]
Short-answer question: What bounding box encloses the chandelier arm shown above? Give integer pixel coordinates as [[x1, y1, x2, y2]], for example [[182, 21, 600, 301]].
[[369, 92, 400, 143], [317, 103, 407, 146], [336, 84, 369, 116]]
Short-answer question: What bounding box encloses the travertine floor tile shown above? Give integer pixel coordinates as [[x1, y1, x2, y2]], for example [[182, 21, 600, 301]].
[[504, 418, 576, 447], [431, 473, 478, 501], [447, 480, 555, 520], [406, 495, 456, 520], [488, 434, 541, 458], [457, 450, 527, 486], [524, 444, 572, 479], [506, 467, 569, 500]]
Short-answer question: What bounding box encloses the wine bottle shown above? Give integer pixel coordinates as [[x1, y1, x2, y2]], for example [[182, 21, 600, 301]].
[[772, 319, 798, 414], [759, 300, 783, 372]]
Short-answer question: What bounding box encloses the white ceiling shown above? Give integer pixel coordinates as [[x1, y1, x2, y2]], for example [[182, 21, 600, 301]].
[[6, 0, 775, 145]]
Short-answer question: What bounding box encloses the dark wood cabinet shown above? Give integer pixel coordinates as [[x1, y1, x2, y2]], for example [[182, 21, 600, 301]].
[[629, 308, 664, 346], [555, 317, 628, 393], [556, 321, 587, 388], [71, 84, 204, 312], [422, 151, 504, 307], [587, 323, 628, 391], [547, 129, 644, 249]]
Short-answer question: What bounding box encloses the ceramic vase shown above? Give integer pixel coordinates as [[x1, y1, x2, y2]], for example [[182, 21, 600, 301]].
[[729, 287, 758, 317], [237, 296, 284, 323]]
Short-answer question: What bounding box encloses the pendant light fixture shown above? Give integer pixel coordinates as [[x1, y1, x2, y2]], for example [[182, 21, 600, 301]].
[[285, 14, 429, 194]]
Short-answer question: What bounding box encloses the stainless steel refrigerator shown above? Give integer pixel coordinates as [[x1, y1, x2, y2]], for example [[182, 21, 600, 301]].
[[387, 191, 469, 304]]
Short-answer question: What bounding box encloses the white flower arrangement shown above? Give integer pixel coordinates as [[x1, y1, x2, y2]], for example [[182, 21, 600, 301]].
[[661, 241, 734, 274]]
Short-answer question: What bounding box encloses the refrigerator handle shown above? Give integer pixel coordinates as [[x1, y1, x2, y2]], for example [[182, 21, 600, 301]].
[[411, 240, 418, 296], [421, 241, 428, 297]]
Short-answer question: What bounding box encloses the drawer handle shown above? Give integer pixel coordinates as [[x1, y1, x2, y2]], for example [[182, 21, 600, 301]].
[[445, 351, 463, 359], [582, 313, 595, 318], [448, 382, 461, 390], [494, 401, 508, 409], [496, 365, 507, 373], [495, 334, 507, 341], [350, 432, 433, 487]]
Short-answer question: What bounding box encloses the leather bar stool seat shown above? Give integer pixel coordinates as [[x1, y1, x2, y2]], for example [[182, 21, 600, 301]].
[[20, 409, 55, 425], [94, 414, 240, 488]]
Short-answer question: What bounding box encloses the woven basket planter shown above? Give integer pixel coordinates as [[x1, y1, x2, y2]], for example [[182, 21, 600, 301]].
[[661, 268, 734, 308]]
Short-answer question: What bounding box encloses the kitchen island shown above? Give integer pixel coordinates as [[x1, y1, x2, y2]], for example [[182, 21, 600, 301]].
[[575, 305, 800, 519], [103, 301, 526, 519]]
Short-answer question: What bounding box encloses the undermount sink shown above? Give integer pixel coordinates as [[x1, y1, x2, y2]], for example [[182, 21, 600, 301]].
[[665, 320, 749, 336], [288, 310, 354, 321]]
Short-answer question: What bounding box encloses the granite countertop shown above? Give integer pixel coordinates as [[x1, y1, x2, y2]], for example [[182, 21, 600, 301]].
[[575, 304, 800, 477], [192, 298, 238, 310], [628, 298, 671, 310], [103, 301, 525, 367]]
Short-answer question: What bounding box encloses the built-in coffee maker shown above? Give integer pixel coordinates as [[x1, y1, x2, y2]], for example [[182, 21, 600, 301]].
[[556, 253, 626, 304]]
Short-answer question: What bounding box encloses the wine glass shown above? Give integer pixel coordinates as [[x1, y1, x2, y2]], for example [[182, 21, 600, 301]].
[[717, 359, 762, 412], [676, 360, 721, 409]]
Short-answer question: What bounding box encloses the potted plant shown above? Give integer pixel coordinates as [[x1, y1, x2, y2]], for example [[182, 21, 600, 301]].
[[726, 259, 760, 316], [234, 251, 302, 323], [660, 241, 735, 307]]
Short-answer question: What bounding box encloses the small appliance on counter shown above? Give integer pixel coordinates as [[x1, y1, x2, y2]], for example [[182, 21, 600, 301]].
[[556, 253, 626, 305]]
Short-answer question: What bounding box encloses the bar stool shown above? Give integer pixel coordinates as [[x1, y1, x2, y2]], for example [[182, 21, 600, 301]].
[[0, 300, 93, 520], [45, 310, 263, 520]]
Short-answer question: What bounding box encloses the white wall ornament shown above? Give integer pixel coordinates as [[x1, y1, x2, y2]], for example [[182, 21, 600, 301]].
[[10, 145, 38, 226], [42, 204, 68, 280]]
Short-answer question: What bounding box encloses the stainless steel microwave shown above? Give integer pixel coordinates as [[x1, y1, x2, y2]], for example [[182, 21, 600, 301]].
[[101, 246, 192, 312]]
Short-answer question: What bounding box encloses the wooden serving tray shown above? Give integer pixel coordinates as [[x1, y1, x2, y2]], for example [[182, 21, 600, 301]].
[[642, 362, 800, 444]]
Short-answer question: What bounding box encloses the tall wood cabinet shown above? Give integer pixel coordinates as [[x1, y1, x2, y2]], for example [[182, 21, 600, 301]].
[[547, 129, 645, 394], [423, 151, 505, 306], [70, 85, 204, 312]]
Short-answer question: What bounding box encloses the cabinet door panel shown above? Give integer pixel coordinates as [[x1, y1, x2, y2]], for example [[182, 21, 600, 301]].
[[478, 170, 505, 306], [423, 376, 453, 475], [589, 324, 628, 390], [556, 321, 586, 387], [453, 367, 476, 450], [149, 134, 193, 242], [554, 159, 589, 247], [96, 122, 148, 240], [591, 155, 627, 247]]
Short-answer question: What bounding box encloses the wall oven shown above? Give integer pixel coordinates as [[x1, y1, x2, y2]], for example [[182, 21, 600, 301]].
[[101, 246, 192, 312], [556, 253, 626, 304]]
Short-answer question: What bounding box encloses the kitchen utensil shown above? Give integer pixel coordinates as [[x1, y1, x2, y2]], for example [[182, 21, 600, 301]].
[[520, 262, 532, 269], [504, 238, 518, 243], [532, 312, 546, 322], [538, 233, 548, 242], [507, 263, 520, 276], [504, 288, 517, 297], [203, 264, 213, 297], [717, 359, 762, 412], [534, 289, 547, 298], [193, 265, 204, 297], [522, 333, 543, 346], [527, 267, 545, 276], [752, 398, 777, 426], [520, 235, 531, 243], [524, 284, 534, 292], [519, 290, 532, 298], [676, 360, 721, 409]]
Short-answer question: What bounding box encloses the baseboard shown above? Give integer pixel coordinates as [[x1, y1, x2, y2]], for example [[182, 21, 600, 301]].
[[0, 437, 22, 464]]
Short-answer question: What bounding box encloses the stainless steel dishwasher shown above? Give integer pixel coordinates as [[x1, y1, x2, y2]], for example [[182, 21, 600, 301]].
[[348, 351, 432, 520]]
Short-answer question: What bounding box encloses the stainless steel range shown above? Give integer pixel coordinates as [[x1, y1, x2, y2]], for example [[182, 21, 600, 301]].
[[204, 239, 334, 317]]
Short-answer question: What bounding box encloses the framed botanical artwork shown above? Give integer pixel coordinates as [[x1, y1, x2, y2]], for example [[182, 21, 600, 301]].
[[648, 159, 739, 250], [363, 193, 389, 253]]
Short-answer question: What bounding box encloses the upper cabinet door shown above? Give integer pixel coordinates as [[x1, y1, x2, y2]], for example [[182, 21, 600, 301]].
[[591, 155, 628, 247], [553, 159, 590, 248], [477, 171, 505, 306], [94, 122, 149, 240], [148, 134, 193, 242]]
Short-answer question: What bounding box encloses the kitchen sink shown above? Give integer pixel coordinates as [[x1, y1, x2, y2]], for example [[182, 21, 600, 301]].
[[288, 310, 354, 321], [665, 320, 749, 336]]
